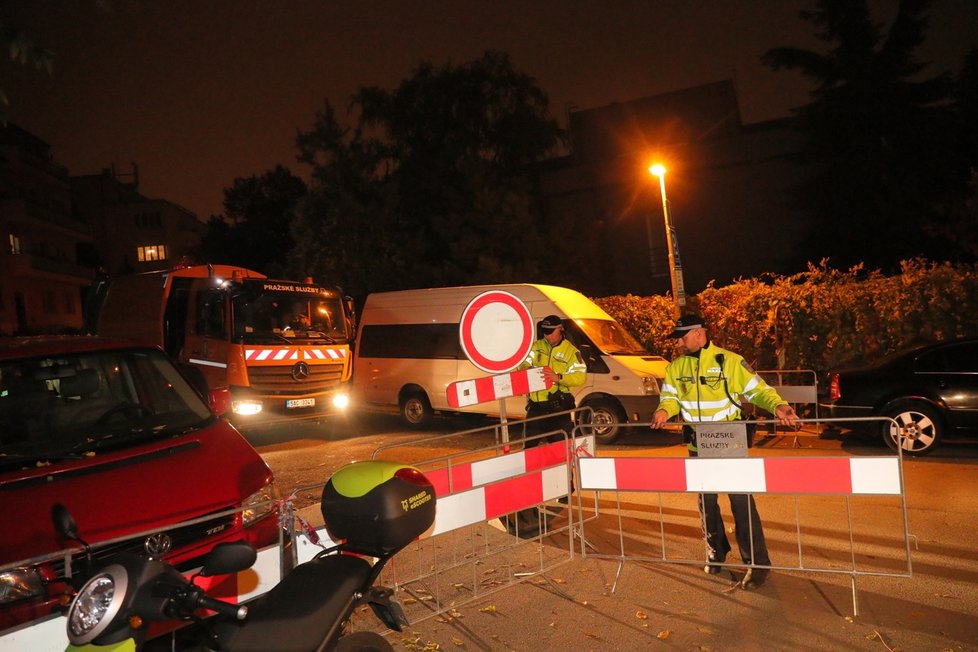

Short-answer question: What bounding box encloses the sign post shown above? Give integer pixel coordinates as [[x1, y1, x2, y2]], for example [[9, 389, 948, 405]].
[[457, 291, 535, 445]]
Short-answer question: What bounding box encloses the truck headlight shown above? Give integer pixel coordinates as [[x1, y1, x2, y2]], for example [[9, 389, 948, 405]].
[[0, 568, 43, 604], [232, 399, 263, 416], [332, 392, 350, 410], [242, 480, 278, 526], [66, 564, 128, 645]]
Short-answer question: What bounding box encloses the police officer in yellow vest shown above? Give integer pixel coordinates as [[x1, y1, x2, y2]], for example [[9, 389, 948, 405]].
[[520, 315, 587, 447], [652, 313, 799, 589]]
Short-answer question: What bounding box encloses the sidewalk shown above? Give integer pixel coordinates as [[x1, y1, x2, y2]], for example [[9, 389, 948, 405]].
[[384, 522, 977, 651]]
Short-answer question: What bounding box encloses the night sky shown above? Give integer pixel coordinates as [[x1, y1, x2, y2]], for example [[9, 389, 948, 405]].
[[3, 1, 976, 220]]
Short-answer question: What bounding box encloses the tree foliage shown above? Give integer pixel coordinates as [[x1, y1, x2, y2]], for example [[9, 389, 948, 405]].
[[198, 165, 306, 277], [0, 20, 55, 120], [289, 51, 563, 302], [761, 0, 958, 272]]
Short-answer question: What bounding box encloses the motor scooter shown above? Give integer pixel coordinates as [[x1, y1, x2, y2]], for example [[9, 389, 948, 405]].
[[58, 460, 437, 652]]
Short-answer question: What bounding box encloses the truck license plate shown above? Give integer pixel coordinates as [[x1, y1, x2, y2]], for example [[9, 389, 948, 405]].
[[286, 398, 315, 409]]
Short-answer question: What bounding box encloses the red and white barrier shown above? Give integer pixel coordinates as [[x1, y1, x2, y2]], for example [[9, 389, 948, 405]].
[[423, 437, 593, 535], [579, 456, 901, 495], [446, 367, 551, 408]]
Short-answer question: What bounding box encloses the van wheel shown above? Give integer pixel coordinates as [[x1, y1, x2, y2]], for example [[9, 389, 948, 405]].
[[400, 392, 433, 428], [582, 398, 625, 445]]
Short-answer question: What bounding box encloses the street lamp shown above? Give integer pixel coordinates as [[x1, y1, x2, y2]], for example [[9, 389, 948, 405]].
[[649, 164, 686, 309]]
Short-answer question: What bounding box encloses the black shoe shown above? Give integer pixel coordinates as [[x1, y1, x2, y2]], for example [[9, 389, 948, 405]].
[[703, 558, 725, 575], [741, 568, 769, 590]]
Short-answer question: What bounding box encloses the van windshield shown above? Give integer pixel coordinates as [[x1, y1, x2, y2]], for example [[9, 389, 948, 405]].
[[0, 348, 214, 470], [577, 319, 649, 355]]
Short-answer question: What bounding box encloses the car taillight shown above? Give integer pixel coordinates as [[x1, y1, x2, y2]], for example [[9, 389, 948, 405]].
[[828, 373, 840, 401]]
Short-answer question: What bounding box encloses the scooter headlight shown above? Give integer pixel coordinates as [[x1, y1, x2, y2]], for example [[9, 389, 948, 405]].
[[66, 564, 128, 645]]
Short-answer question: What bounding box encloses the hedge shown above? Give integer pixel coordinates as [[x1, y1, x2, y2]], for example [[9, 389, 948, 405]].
[[594, 258, 978, 373]]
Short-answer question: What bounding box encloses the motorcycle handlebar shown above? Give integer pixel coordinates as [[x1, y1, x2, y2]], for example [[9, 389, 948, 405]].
[[196, 593, 248, 621], [173, 584, 249, 621]]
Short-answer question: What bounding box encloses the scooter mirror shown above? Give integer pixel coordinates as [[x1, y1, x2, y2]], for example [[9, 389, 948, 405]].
[[199, 541, 258, 577]]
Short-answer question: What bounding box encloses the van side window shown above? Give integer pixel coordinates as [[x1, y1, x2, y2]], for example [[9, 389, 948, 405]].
[[195, 290, 226, 339], [359, 324, 461, 359]]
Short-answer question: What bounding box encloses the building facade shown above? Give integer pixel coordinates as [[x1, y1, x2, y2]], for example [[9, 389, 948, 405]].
[[1, 125, 206, 335], [0, 124, 94, 335], [71, 165, 205, 279]]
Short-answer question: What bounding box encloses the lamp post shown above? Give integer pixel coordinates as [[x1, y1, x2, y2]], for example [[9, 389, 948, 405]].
[[649, 164, 686, 309]]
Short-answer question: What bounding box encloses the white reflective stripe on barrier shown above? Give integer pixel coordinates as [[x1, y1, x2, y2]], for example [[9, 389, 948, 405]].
[[0, 615, 64, 652], [432, 465, 570, 536], [579, 456, 901, 495], [237, 543, 283, 602], [422, 435, 593, 497], [295, 527, 340, 565]]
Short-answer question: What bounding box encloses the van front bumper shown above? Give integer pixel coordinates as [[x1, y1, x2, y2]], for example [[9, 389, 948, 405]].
[[617, 395, 661, 424]]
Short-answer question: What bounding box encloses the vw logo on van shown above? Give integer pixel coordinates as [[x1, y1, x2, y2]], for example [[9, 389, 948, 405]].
[[144, 533, 172, 558], [292, 361, 310, 381]]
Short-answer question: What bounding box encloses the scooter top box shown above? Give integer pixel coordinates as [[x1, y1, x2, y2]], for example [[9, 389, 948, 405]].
[[321, 461, 436, 557]]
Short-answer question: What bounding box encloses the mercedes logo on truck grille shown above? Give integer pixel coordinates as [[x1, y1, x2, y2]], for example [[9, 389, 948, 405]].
[[292, 361, 310, 381]]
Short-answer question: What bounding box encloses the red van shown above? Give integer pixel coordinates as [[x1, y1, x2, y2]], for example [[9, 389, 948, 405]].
[[0, 337, 279, 641]]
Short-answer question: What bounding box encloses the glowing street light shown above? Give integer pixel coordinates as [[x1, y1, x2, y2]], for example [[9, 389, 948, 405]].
[[648, 164, 686, 309]]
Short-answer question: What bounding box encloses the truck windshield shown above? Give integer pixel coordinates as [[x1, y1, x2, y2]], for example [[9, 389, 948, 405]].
[[576, 319, 649, 355], [231, 291, 349, 343], [0, 348, 214, 470]]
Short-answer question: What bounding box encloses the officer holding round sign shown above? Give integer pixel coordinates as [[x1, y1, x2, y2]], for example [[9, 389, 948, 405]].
[[519, 315, 587, 447], [652, 313, 799, 590]]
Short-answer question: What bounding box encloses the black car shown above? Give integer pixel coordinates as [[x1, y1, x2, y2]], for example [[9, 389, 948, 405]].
[[819, 338, 978, 455]]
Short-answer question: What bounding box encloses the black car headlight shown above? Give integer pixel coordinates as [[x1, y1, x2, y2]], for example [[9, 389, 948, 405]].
[[66, 564, 128, 645]]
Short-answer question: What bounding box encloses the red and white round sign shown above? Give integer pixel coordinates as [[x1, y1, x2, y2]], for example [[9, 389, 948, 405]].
[[459, 290, 534, 373]]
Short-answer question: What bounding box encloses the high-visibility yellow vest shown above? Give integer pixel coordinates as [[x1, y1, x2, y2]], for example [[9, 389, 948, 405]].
[[520, 337, 587, 402], [658, 341, 786, 424]]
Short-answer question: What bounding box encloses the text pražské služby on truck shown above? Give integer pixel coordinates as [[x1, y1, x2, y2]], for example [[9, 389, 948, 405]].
[[93, 264, 355, 426]]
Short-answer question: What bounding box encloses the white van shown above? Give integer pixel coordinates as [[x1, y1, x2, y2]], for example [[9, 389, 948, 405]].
[[352, 284, 668, 443]]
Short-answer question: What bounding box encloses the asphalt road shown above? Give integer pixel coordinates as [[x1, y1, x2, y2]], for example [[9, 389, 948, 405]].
[[242, 413, 978, 652]]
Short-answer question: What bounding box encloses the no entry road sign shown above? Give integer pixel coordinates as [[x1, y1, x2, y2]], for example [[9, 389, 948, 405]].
[[458, 290, 534, 373]]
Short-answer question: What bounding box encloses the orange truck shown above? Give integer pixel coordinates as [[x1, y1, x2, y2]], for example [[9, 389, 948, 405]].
[[93, 264, 355, 426]]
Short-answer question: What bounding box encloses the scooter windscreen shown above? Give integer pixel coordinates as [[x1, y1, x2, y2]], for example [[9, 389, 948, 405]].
[[321, 461, 436, 557]]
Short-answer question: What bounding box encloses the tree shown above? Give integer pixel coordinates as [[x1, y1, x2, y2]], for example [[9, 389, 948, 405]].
[[289, 51, 563, 301], [761, 0, 956, 271], [198, 165, 306, 276], [0, 19, 54, 122]]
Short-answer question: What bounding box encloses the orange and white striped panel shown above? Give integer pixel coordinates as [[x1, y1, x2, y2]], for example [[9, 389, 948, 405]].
[[243, 347, 349, 364]]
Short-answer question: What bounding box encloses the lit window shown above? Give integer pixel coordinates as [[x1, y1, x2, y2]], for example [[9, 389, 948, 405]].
[[137, 244, 168, 262]]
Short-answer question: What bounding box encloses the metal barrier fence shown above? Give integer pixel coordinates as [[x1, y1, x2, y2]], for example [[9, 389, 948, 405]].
[[757, 368, 820, 440], [360, 409, 596, 627], [573, 417, 911, 616]]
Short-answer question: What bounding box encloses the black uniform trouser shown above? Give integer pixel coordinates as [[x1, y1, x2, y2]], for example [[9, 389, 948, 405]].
[[698, 492, 770, 566], [524, 396, 575, 447]]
